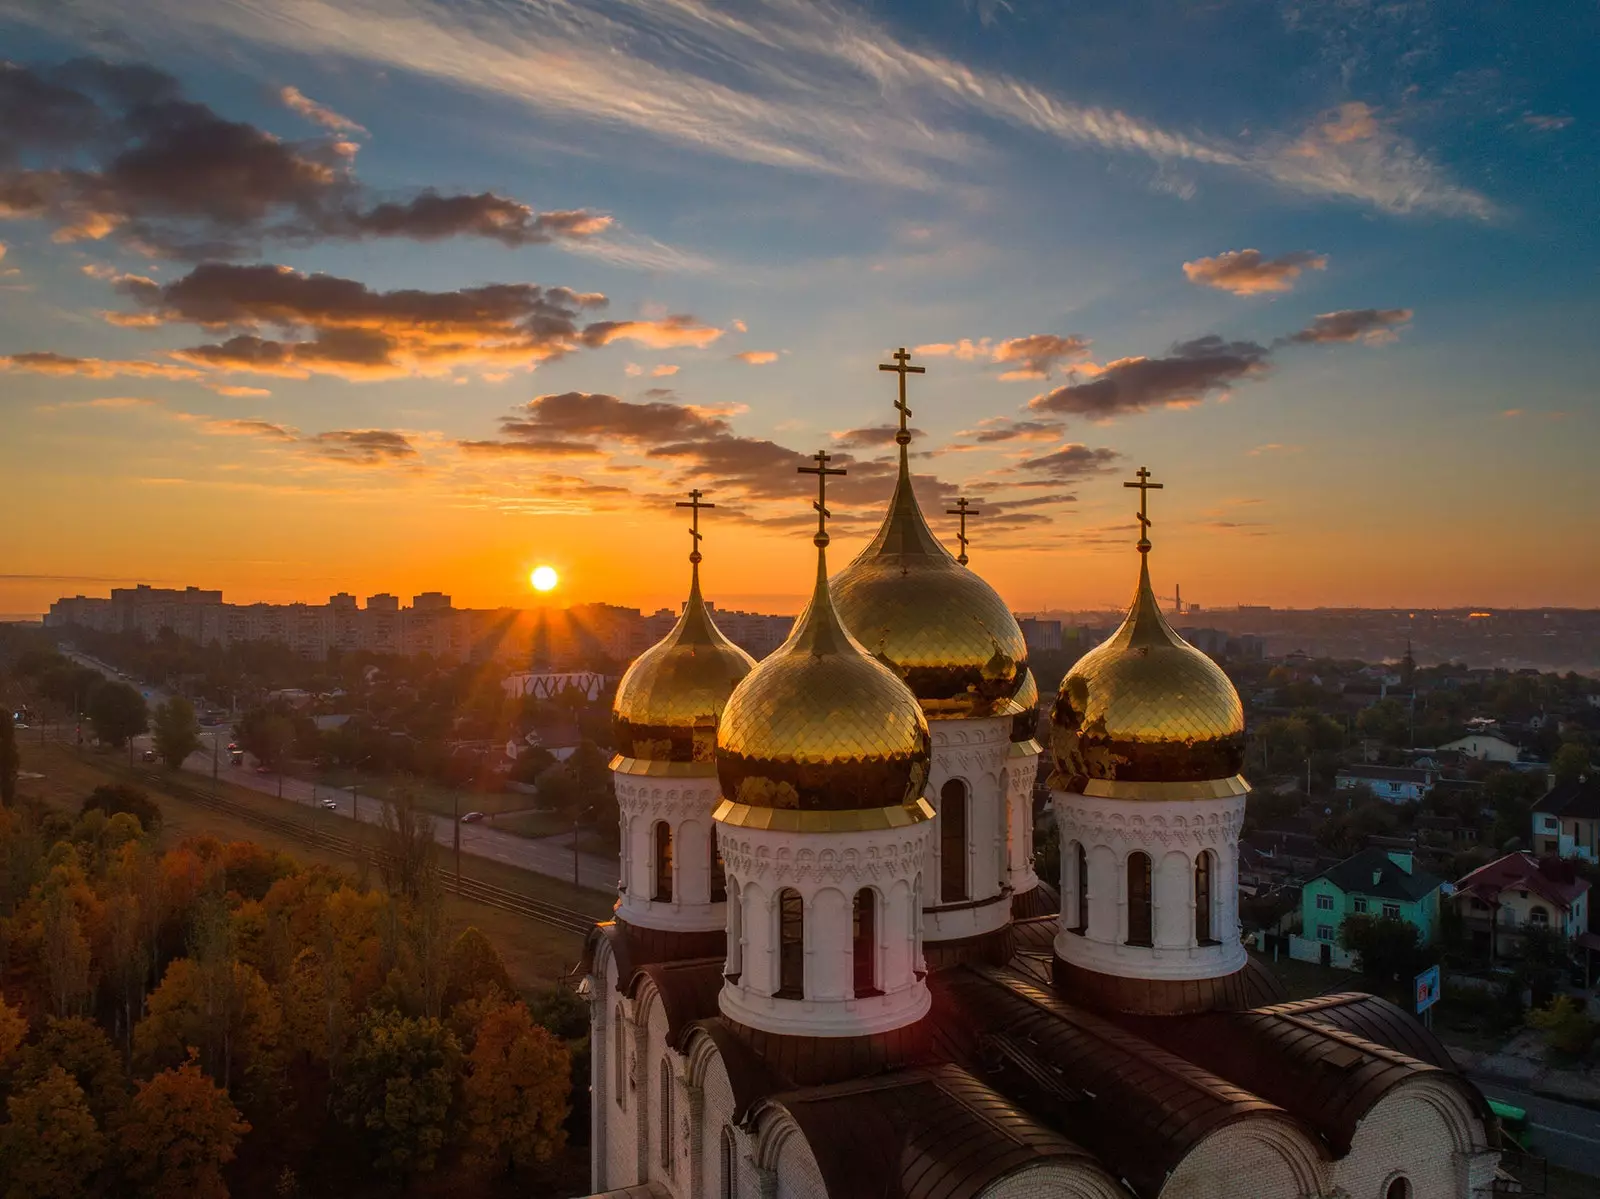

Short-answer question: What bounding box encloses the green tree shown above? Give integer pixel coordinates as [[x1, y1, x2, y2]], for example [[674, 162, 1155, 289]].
[[18, 1017, 128, 1123], [376, 789, 438, 903], [0, 713, 17, 805], [152, 697, 203, 770], [87, 679, 148, 749], [82, 783, 163, 831], [1527, 995, 1596, 1057], [235, 708, 296, 771], [1, 1065, 107, 1199], [1517, 923, 1572, 1008], [533, 762, 577, 814], [1552, 741, 1592, 787], [526, 983, 588, 1040], [117, 1053, 250, 1199], [1339, 913, 1431, 996], [336, 1010, 462, 1179]]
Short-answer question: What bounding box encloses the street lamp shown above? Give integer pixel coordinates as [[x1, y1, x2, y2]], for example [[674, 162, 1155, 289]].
[[573, 803, 595, 887]]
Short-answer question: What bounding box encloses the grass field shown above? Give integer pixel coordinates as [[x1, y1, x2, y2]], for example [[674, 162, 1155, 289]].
[[18, 741, 613, 992]]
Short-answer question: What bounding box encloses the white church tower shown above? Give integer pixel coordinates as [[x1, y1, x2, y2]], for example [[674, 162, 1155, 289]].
[[1050, 468, 1249, 997], [610, 491, 756, 935], [714, 451, 935, 1037], [831, 349, 1039, 958]]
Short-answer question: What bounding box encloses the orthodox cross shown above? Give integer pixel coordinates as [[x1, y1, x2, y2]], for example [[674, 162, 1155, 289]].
[[798, 449, 847, 548], [878, 347, 925, 446], [1123, 466, 1163, 553], [946, 496, 979, 566], [675, 488, 713, 564]]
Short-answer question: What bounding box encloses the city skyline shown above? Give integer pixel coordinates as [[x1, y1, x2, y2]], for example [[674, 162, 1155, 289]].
[[2, 2, 1597, 620]]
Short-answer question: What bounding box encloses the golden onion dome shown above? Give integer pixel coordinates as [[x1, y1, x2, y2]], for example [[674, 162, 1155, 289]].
[[1050, 553, 1245, 790], [717, 520, 931, 816], [1009, 668, 1041, 745], [612, 558, 756, 770], [830, 444, 1027, 720]]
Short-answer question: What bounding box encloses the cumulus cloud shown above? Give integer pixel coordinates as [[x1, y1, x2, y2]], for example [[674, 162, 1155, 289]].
[[0, 59, 610, 258], [733, 350, 778, 365], [955, 417, 1066, 444], [0, 351, 201, 380], [279, 85, 366, 134], [201, 416, 416, 464], [1284, 308, 1412, 345], [1014, 443, 1122, 480], [1030, 336, 1271, 418], [494, 390, 730, 444], [918, 334, 1089, 379], [110, 262, 711, 380], [831, 425, 923, 449], [1182, 248, 1328, 296]]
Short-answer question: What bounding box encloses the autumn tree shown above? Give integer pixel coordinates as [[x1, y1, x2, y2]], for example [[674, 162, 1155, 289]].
[[443, 925, 516, 1012], [134, 955, 281, 1100], [117, 1053, 250, 1199], [39, 885, 93, 1017], [18, 1016, 128, 1123], [0, 1065, 107, 1199], [463, 1000, 571, 1176], [0, 992, 26, 1067], [376, 788, 438, 903], [0, 712, 17, 804], [81, 783, 163, 832], [152, 697, 203, 770], [335, 1010, 461, 1179], [87, 679, 148, 749]]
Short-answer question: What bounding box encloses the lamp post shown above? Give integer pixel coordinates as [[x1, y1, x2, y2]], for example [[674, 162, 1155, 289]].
[[453, 790, 461, 893], [573, 803, 594, 887]]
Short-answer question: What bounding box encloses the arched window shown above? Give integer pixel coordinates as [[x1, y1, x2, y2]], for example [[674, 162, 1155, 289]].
[[652, 821, 673, 902], [1126, 851, 1153, 946], [1071, 841, 1088, 935], [720, 1126, 738, 1199], [776, 888, 804, 998], [852, 888, 879, 996], [725, 879, 742, 981], [710, 826, 727, 903], [1195, 850, 1216, 945], [940, 779, 968, 903], [658, 1059, 674, 1172], [1385, 1177, 1411, 1199], [1528, 905, 1550, 927], [999, 768, 1012, 880], [613, 1005, 627, 1109]]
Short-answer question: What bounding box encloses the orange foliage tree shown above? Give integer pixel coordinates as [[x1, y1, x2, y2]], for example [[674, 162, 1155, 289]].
[[463, 1000, 571, 1176], [1, 1064, 107, 1199], [117, 1053, 250, 1199]]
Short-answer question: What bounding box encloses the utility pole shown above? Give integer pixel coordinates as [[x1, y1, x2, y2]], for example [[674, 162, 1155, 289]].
[[211, 735, 218, 794], [453, 791, 461, 893]]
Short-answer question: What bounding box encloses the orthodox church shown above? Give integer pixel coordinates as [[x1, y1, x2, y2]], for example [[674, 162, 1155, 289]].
[[579, 352, 1501, 1199]]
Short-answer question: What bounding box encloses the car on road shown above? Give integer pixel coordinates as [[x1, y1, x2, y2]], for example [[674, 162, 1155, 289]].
[[460, 811, 485, 824], [255, 766, 271, 775], [320, 798, 339, 811], [142, 749, 156, 762]]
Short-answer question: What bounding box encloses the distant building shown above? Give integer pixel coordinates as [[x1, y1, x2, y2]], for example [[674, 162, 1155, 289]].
[[1017, 617, 1062, 652], [1454, 852, 1590, 960], [1335, 765, 1435, 804], [1436, 733, 1522, 764], [1290, 847, 1443, 969], [501, 671, 607, 703], [1531, 778, 1600, 863]]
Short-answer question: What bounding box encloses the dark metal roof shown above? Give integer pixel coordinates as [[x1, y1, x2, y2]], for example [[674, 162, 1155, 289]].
[[582, 919, 726, 984], [1012, 880, 1061, 920], [1052, 953, 1287, 1016], [1537, 778, 1600, 820], [719, 1009, 936, 1087], [1336, 765, 1433, 783], [923, 922, 1016, 972], [931, 965, 1293, 1196], [1313, 847, 1443, 903], [629, 958, 726, 1049], [1260, 993, 1456, 1070], [764, 1063, 1112, 1199]]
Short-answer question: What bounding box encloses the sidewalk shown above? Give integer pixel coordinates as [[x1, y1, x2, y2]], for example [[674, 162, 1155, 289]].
[[1451, 1031, 1600, 1111]]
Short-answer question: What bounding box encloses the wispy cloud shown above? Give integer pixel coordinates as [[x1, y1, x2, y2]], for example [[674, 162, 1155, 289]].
[[279, 84, 367, 134], [1183, 249, 1328, 296]]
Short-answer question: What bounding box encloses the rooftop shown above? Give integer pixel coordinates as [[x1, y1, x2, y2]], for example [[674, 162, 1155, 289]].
[[1314, 847, 1444, 903]]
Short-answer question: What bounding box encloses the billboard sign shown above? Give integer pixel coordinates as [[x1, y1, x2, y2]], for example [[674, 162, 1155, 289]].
[[1415, 964, 1441, 1014]]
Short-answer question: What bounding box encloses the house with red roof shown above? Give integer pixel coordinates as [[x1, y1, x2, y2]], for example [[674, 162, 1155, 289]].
[[1453, 851, 1590, 962]]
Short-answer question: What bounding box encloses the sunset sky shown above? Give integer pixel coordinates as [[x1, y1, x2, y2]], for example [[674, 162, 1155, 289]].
[[2, 1, 1596, 620]]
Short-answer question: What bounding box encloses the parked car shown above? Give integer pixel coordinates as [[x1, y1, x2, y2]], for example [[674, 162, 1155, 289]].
[[141, 749, 157, 762], [320, 798, 339, 811], [460, 811, 485, 824]]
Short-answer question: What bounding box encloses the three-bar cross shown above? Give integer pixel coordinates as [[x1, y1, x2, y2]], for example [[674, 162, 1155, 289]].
[[798, 450, 847, 548], [878, 347, 925, 445], [946, 496, 979, 566], [675, 488, 714, 564], [1123, 466, 1163, 553]]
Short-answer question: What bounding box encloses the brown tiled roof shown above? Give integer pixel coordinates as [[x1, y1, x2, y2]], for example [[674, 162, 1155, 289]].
[[932, 965, 1292, 1196], [1052, 952, 1287, 1016], [762, 1064, 1106, 1199], [1455, 851, 1590, 910]]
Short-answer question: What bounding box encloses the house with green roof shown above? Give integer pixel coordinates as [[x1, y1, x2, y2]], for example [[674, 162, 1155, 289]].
[[1289, 847, 1445, 970]]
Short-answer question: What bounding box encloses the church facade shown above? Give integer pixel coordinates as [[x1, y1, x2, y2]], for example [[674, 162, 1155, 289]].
[[580, 354, 1502, 1199]]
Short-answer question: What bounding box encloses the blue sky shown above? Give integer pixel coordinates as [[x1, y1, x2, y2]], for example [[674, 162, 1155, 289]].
[[1, 0, 1596, 616]]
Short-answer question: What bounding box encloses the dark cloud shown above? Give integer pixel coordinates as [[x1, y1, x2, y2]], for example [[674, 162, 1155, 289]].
[[1014, 443, 1122, 480], [305, 429, 417, 464], [830, 425, 924, 448], [1031, 336, 1270, 418], [0, 350, 200, 379], [500, 391, 731, 443], [457, 438, 604, 458], [1283, 308, 1412, 345], [956, 417, 1065, 444], [1182, 248, 1327, 295], [0, 59, 610, 258]]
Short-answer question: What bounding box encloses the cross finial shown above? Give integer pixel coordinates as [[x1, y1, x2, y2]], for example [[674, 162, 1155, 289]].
[[878, 346, 926, 446], [946, 496, 979, 566], [675, 488, 714, 565], [797, 449, 847, 548], [1123, 466, 1164, 553]]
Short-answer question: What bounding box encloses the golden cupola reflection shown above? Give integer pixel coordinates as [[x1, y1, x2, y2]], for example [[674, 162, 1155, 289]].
[[1050, 469, 1246, 792], [829, 349, 1027, 720], [1009, 668, 1041, 746], [611, 491, 756, 771], [716, 451, 932, 825]]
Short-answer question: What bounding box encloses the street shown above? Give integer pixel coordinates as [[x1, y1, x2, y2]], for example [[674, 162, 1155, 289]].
[[1469, 1075, 1600, 1177]]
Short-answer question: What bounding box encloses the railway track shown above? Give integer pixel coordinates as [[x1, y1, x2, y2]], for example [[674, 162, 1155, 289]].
[[124, 768, 597, 936]]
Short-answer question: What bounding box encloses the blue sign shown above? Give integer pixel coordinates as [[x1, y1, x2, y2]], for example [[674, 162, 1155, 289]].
[[1415, 964, 1441, 1014]]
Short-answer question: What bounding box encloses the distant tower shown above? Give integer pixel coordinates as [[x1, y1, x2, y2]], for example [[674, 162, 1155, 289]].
[[1174, 582, 1183, 616], [1401, 640, 1417, 688]]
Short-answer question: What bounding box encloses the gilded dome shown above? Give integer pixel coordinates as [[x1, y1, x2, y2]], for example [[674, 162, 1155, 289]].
[[830, 448, 1027, 720], [612, 563, 756, 768], [1050, 556, 1245, 790], [717, 542, 931, 814], [1009, 668, 1041, 745]]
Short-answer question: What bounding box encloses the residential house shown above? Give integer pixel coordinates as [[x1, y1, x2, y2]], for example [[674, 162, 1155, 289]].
[[1289, 847, 1444, 970], [1436, 733, 1523, 764], [1335, 765, 1435, 804], [1531, 778, 1600, 863], [1453, 852, 1590, 962]]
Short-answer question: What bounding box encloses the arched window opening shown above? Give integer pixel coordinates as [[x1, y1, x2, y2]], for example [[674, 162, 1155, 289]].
[[1385, 1177, 1411, 1199], [940, 779, 969, 903], [1195, 850, 1217, 945], [852, 888, 880, 996], [710, 826, 727, 903], [658, 1059, 674, 1173], [725, 879, 742, 982], [652, 821, 674, 902], [613, 1005, 627, 1109], [720, 1126, 738, 1199], [1126, 851, 1153, 947], [1000, 768, 1012, 880], [1528, 905, 1550, 927], [1072, 841, 1088, 935], [776, 888, 804, 998]]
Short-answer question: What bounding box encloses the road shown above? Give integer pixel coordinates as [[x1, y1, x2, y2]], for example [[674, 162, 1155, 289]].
[[62, 650, 622, 893], [1469, 1074, 1600, 1176]]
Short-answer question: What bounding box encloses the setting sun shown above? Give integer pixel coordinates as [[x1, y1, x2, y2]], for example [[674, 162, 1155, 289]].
[[530, 564, 559, 593]]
